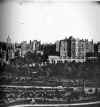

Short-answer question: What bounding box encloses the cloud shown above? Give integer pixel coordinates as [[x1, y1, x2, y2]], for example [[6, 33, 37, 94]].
[[95, 1, 100, 5]]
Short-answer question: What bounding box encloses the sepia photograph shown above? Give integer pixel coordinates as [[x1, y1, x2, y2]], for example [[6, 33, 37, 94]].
[[0, 0, 100, 107]]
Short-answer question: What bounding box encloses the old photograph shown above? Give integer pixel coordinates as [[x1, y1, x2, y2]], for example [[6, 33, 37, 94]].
[[0, 0, 100, 107]]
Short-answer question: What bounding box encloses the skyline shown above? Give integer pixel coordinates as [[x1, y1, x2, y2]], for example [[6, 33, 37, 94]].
[[5, 34, 100, 44], [0, 0, 100, 43]]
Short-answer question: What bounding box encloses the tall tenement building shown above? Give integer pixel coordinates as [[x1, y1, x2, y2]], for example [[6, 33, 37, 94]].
[[60, 39, 68, 58], [31, 40, 41, 51], [56, 36, 94, 60], [85, 39, 94, 53], [21, 41, 28, 56], [70, 37, 76, 59], [56, 40, 60, 52], [98, 42, 100, 53], [67, 37, 71, 57], [77, 39, 86, 59]]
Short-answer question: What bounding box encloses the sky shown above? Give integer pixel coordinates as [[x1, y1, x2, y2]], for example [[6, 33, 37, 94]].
[[0, 0, 100, 43]]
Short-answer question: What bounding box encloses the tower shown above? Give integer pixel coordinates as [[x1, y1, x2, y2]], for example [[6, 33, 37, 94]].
[[7, 35, 11, 44]]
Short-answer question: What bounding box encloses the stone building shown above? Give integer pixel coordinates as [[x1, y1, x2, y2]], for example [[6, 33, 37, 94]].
[[56, 40, 60, 52], [30, 40, 41, 51], [98, 42, 100, 53], [60, 39, 68, 58], [70, 37, 76, 59], [56, 36, 94, 62]]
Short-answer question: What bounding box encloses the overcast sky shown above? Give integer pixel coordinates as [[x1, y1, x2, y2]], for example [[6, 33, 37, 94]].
[[0, 0, 100, 43]]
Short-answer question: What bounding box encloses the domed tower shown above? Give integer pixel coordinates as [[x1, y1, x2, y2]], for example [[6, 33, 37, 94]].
[[6, 35, 11, 44]]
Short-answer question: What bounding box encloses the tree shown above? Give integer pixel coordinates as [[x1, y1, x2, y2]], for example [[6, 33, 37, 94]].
[[24, 51, 42, 63]]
